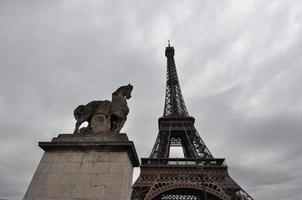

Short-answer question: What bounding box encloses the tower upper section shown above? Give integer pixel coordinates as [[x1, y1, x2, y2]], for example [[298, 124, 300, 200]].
[[163, 44, 189, 118]]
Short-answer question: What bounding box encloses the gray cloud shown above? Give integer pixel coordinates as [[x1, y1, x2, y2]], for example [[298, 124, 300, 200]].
[[0, 0, 301, 199]]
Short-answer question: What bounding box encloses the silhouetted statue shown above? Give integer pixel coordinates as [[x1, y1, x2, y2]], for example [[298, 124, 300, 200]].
[[73, 84, 133, 134]]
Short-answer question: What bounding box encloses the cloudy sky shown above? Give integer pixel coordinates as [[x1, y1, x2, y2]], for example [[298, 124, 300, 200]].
[[1, 0, 302, 199]]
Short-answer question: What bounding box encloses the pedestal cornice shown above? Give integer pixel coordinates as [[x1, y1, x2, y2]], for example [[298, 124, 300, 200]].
[[38, 133, 140, 167]]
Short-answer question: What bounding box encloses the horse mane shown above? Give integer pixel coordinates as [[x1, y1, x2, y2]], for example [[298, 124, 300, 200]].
[[112, 87, 121, 97], [112, 84, 133, 96]]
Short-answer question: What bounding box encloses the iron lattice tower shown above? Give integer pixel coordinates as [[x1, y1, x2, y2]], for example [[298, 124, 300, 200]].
[[132, 44, 254, 200]]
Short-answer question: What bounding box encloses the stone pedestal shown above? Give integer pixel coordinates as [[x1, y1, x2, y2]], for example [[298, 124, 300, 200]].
[[23, 133, 139, 200]]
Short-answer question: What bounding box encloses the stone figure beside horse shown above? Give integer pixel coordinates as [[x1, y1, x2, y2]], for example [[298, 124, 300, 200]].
[[73, 84, 133, 134]]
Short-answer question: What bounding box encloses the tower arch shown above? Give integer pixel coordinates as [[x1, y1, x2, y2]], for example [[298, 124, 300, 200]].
[[150, 187, 225, 200]]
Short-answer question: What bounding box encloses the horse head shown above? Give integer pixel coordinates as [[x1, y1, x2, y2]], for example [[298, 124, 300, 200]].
[[113, 83, 133, 100]]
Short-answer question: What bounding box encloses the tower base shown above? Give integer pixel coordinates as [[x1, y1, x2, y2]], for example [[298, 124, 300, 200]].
[[24, 133, 139, 200], [132, 158, 252, 200]]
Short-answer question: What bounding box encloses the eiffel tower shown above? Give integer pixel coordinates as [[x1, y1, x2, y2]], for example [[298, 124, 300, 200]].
[[131, 43, 254, 200]]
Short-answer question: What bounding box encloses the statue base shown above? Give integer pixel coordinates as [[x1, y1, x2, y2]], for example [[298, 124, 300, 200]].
[[23, 133, 139, 200]]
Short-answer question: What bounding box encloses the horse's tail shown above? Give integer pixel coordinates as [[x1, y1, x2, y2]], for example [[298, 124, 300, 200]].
[[74, 105, 86, 122]]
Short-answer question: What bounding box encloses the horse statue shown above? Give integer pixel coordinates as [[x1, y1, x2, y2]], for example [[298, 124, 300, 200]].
[[73, 84, 133, 134]]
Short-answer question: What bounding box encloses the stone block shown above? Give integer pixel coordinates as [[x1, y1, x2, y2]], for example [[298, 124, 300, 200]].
[[40, 152, 55, 162], [82, 151, 97, 162], [23, 133, 139, 200], [103, 182, 124, 199], [59, 173, 78, 185], [39, 173, 62, 185], [92, 173, 122, 186], [68, 152, 84, 163], [41, 185, 73, 198], [109, 163, 126, 174], [108, 152, 129, 162], [62, 162, 82, 173], [75, 174, 93, 185], [24, 184, 43, 197], [51, 152, 71, 163], [92, 185, 106, 198], [71, 185, 94, 198], [95, 152, 110, 162], [36, 162, 54, 173]]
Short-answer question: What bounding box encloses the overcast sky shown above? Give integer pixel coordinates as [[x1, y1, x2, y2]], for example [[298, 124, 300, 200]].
[[1, 0, 302, 199]]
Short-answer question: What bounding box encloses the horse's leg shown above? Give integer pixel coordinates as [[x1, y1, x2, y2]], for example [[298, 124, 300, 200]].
[[110, 114, 117, 131], [73, 121, 82, 134], [113, 115, 126, 133], [115, 119, 126, 133]]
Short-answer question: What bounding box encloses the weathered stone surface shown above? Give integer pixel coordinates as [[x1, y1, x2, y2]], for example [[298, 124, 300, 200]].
[[52, 133, 129, 142], [91, 114, 111, 133], [24, 133, 139, 200]]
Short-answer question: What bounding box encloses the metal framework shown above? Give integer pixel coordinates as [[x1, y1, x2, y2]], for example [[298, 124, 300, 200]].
[[132, 45, 254, 200], [163, 44, 189, 117]]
